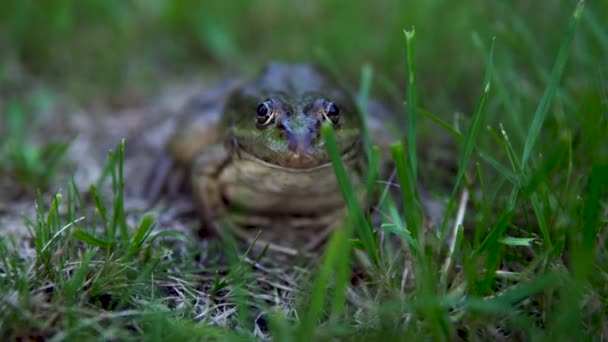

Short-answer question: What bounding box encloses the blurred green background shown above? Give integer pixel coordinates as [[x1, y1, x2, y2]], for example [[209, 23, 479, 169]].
[[2, 0, 606, 194], [1, 0, 605, 115]]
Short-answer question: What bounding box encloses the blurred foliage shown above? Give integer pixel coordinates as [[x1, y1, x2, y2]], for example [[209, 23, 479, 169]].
[[1, 0, 606, 199], [1, 0, 605, 113], [0, 96, 71, 193]]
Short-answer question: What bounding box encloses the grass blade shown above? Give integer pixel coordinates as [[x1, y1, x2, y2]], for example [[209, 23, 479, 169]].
[[571, 163, 608, 281], [441, 36, 495, 234], [404, 28, 419, 179], [453, 36, 494, 194], [356, 63, 373, 158], [390, 143, 422, 239], [521, 1, 585, 167], [72, 230, 114, 249], [322, 123, 378, 266], [418, 107, 464, 141]]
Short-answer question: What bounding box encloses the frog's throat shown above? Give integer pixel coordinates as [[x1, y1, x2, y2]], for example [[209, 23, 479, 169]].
[[233, 141, 361, 173]]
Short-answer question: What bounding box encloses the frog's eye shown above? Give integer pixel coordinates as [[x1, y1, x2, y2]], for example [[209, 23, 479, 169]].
[[323, 101, 340, 124], [256, 100, 274, 126]]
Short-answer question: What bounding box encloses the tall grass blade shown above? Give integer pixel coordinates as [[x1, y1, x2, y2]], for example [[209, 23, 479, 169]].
[[322, 123, 378, 265], [453, 36, 494, 194], [404, 28, 418, 179], [521, 1, 585, 167], [356, 64, 373, 158], [572, 163, 608, 281], [390, 143, 422, 239], [441, 36, 494, 234]]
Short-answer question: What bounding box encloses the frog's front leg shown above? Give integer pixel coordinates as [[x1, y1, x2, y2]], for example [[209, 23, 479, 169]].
[[190, 144, 230, 237], [144, 118, 222, 203]]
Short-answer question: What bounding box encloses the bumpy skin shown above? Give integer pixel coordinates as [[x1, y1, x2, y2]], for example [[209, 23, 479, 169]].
[[165, 63, 390, 253]]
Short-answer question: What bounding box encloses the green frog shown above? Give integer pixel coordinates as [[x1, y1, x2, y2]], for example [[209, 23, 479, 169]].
[[150, 62, 397, 254]]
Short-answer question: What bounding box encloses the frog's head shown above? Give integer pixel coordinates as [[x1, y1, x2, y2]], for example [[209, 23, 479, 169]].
[[224, 63, 362, 169]]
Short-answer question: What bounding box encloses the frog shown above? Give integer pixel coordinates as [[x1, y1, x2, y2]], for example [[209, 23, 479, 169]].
[[148, 62, 399, 255]]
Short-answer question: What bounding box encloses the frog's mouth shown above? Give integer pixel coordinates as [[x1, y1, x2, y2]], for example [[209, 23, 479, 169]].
[[234, 139, 361, 171]]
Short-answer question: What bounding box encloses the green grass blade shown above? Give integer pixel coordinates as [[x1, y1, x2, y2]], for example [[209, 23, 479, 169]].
[[356, 64, 373, 158], [116, 139, 128, 240], [453, 36, 494, 194], [583, 9, 608, 56], [321, 123, 378, 266], [365, 145, 381, 206], [90, 184, 108, 230], [72, 230, 114, 249], [127, 214, 156, 258], [478, 151, 517, 184], [521, 1, 585, 167], [404, 28, 418, 179], [390, 143, 422, 239], [465, 271, 563, 315], [472, 32, 524, 141], [418, 107, 464, 141], [441, 36, 494, 235], [296, 123, 380, 339], [572, 163, 608, 281], [297, 221, 350, 341], [63, 249, 95, 303]]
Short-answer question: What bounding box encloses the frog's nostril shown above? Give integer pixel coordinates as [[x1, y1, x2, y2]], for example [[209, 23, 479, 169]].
[[287, 130, 316, 155], [276, 117, 290, 131]]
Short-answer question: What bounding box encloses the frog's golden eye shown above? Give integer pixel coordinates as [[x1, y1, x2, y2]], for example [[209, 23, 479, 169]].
[[323, 101, 340, 124], [256, 100, 274, 126]]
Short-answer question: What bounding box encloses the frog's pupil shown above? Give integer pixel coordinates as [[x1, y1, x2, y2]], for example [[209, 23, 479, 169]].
[[257, 103, 269, 117], [327, 103, 340, 116]]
